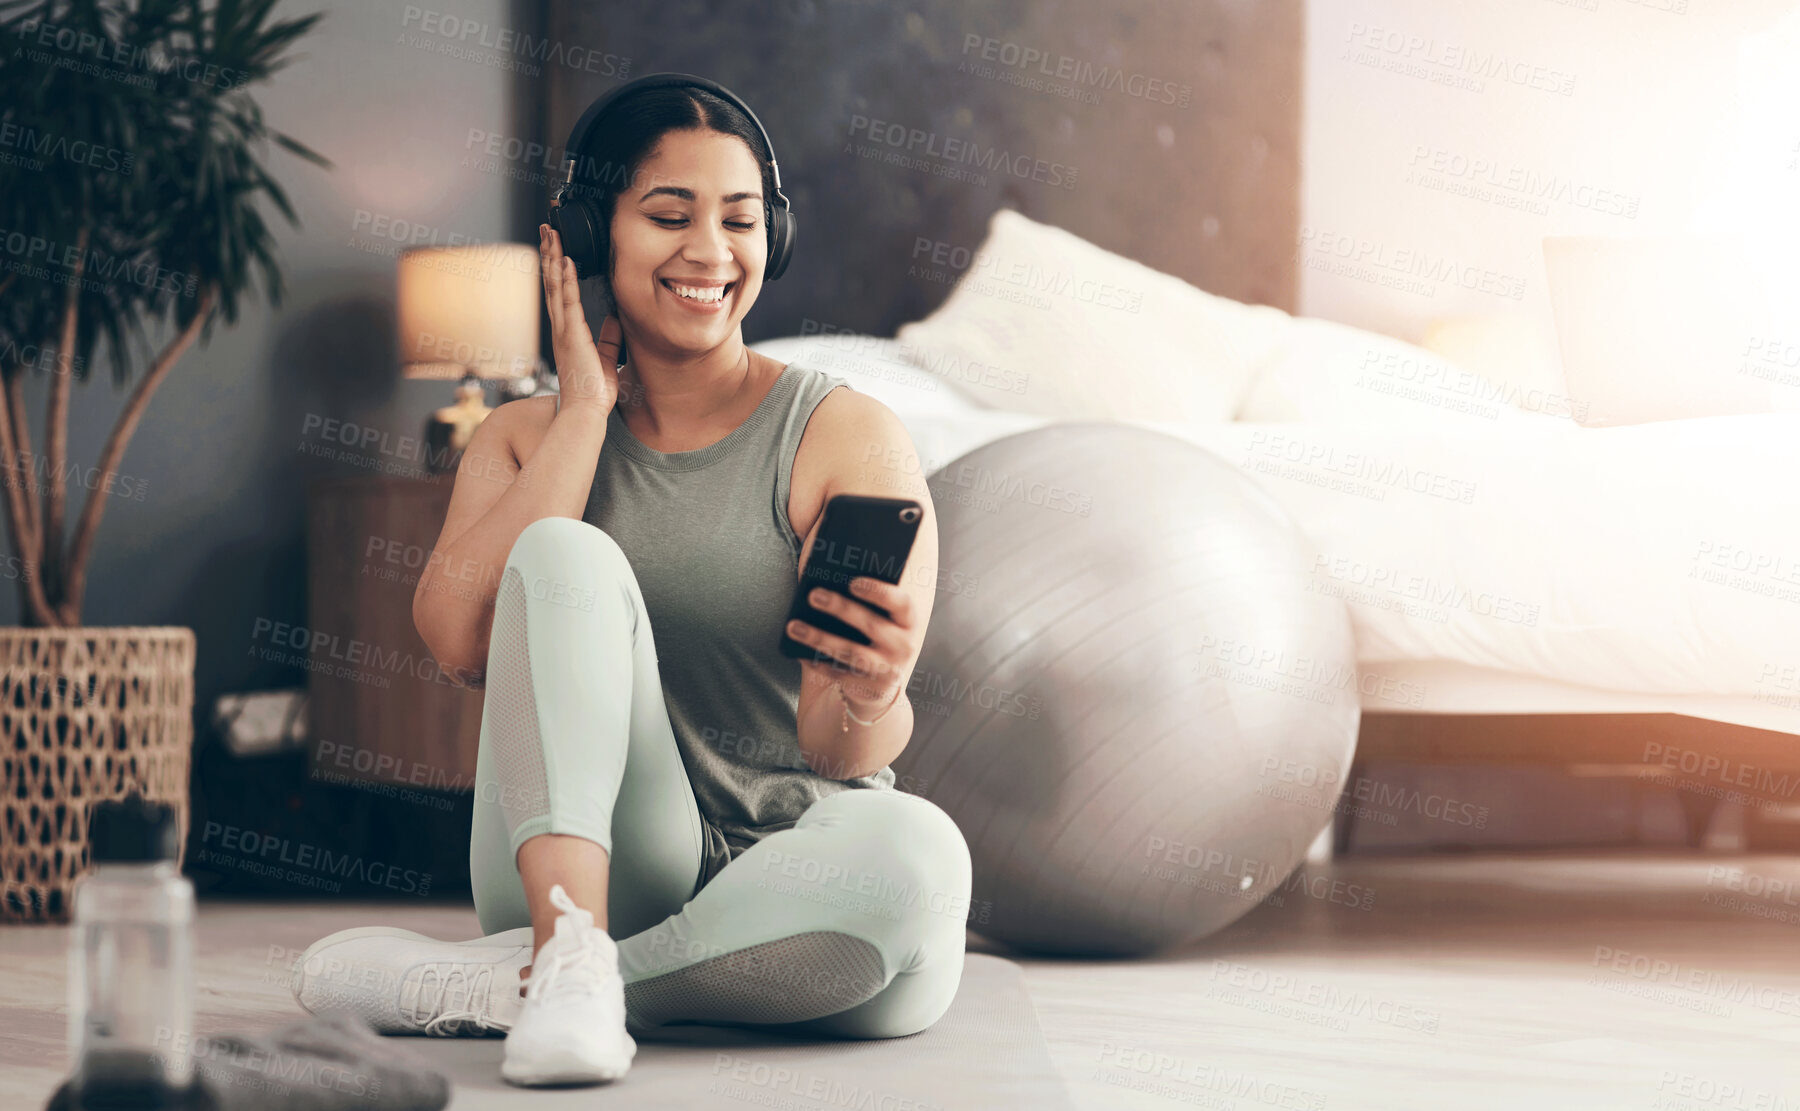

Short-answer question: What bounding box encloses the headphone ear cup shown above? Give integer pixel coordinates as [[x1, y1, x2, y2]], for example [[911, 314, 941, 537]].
[[551, 199, 605, 281], [766, 206, 795, 282]]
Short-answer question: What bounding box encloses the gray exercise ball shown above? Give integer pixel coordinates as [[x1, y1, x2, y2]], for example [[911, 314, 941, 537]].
[[890, 423, 1359, 957]]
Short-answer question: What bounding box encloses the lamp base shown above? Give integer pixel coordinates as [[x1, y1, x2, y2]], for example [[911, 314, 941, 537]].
[[424, 377, 491, 474]]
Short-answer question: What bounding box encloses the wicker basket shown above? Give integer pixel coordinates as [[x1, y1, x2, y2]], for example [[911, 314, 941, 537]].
[[0, 626, 196, 923]]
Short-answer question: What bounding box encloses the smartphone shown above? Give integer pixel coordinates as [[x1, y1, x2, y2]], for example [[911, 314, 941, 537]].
[[779, 494, 924, 667]]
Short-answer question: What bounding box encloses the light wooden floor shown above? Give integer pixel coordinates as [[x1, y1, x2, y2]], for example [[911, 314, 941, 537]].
[[5, 852, 1799, 1110]]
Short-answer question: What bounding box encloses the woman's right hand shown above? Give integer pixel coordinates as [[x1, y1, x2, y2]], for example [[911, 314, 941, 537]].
[[540, 222, 620, 412]]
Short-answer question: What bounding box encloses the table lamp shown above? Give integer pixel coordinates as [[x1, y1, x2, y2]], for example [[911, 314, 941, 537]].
[[397, 242, 547, 472]]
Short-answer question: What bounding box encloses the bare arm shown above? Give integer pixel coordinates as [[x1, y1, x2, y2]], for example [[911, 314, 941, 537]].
[[412, 224, 622, 685], [787, 392, 938, 779], [411, 395, 609, 686]]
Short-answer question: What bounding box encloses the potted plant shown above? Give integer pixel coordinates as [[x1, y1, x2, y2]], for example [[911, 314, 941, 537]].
[[0, 0, 330, 920]]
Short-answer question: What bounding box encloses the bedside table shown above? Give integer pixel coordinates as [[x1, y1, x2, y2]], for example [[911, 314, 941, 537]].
[[306, 473, 483, 790]]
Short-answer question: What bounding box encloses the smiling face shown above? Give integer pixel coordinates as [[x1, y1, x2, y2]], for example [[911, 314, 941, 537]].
[[607, 127, 768, 359]]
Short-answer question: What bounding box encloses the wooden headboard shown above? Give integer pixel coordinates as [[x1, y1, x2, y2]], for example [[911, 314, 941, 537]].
[[542, 0, 1302, 343]]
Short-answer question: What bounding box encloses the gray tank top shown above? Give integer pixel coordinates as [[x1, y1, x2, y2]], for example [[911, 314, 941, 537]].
[[576, 360, 897, 888]]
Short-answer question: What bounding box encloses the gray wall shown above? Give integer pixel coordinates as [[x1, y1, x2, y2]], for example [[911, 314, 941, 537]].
[[0, 0, 544, 734]]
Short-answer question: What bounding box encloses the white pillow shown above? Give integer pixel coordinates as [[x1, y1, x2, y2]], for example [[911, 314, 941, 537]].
[[1420, 313, 1580, 421], [1542, 235, 1783, 426], [1234, 316, 1572, 430], [891, 208, 1292, 422], [749, 334, 979, 418]]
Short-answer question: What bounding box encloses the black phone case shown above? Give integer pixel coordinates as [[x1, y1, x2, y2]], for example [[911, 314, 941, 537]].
[[779, 494, 923, 666]]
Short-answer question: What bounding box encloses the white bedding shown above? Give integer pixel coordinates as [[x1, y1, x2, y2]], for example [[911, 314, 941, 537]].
[[755, 335, 1800, 717], [1155, 414, 1800, 707]]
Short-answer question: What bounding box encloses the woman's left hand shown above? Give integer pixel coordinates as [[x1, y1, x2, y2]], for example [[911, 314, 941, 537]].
[[789, 577, 918, 706]]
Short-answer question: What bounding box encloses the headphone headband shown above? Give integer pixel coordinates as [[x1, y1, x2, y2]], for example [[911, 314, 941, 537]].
[[555, 72, 785, 208]]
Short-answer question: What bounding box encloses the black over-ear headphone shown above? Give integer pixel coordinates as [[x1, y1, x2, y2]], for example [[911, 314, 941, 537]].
[[548, 72, 796, 285]]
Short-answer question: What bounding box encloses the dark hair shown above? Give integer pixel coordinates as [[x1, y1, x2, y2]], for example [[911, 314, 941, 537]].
[[569, 85, 777, 307]]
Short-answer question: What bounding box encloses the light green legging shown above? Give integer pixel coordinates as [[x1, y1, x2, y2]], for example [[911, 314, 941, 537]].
[[469, 515, 972, 1039]]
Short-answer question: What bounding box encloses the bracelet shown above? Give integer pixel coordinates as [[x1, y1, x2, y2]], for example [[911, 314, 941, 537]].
[[836, 679, 902, 733]]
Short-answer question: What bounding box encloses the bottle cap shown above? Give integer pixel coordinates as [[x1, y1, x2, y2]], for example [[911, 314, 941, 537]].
[[88, 795, 179, 864]]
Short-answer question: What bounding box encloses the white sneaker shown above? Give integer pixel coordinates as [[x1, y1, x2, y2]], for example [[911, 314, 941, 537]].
[[291, 924, 532, 1036], [501, 884, 636, 1086]]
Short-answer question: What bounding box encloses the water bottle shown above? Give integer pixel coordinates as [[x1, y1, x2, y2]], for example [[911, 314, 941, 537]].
[[66, 794, 197, 1110]]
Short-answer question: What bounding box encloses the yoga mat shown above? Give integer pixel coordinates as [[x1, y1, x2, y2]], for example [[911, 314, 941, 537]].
[[410, 953, 1074, 1110]]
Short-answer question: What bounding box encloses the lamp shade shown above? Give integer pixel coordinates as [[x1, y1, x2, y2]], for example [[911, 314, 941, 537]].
[[397, 243, 541, 379]]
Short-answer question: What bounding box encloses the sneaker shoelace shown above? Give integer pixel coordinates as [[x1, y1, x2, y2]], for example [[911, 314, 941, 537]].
[[527, 884, 618, 1011], [402, 963, 504, 1036]]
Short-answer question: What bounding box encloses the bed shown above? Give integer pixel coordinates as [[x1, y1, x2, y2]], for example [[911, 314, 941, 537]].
[[749, 242, 1800, 844]]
